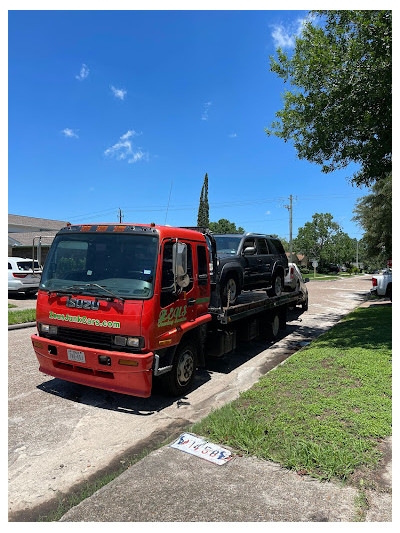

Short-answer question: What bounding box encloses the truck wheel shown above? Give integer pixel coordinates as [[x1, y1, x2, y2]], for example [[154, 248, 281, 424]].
[[301, 296, 309, 311], [386, 283, 392, 301], [221, 276, 239, 306], [268, 273, 283, 297], [265, 312, 280, 340], [161, 341, 197, 396]]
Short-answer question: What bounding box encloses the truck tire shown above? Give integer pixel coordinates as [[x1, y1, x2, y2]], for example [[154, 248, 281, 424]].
[[301, 296, 309, 311], [268, 272, 283, 297], [161, 341, 197, 396], [221, 275, 239, 306], [386, 283, 392, 301], [265, 312, 280, 340]]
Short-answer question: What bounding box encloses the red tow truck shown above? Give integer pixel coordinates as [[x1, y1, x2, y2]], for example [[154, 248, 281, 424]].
[[31, 223, 302, 397]]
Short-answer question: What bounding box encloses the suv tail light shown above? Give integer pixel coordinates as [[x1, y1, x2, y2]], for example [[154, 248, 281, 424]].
[[13, 273, 28, 278], [290, 267, 294, 279], [372, 277, 377, 287]]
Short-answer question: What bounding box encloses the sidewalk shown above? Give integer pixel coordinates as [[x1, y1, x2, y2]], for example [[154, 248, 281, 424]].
[[60, 297, 392, 523], [60, 436, 391, 522]]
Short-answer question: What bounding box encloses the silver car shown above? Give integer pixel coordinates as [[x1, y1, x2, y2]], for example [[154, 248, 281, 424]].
[[8, 257, 42, 295], [284, 263, 309, 310]]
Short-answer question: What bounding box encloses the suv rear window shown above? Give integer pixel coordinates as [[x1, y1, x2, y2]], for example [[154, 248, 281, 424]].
[[267, 239, 285, 255], [272, 239, 285, 255], [16, 261, 40, 271]]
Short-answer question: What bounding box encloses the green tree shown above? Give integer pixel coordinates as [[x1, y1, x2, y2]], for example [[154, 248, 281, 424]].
[[209, 219, 245, 234], [294, 213, 354, 266], [197, 173, 209, 227], [352, 173, 392, 262], [266, 10, 392, 187]]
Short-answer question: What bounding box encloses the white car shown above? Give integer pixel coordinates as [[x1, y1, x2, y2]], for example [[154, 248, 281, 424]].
[[8, 257, 42, 295], [284, 263, 309, 310]]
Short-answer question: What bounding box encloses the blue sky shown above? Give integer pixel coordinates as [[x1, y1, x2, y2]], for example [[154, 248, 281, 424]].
[[8, 9, 369, 241]]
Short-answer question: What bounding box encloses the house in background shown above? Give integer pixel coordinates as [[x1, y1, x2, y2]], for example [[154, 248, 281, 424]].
[[285, 252, 308, 267], [8, 214, 68, 266]]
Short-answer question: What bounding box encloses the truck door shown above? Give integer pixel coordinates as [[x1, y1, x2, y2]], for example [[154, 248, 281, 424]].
[[195, 244, 210, 317], [157, 240, 195, 339]]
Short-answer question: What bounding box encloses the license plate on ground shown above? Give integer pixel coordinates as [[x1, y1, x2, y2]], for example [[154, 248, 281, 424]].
[[67, 349, 86, 363]]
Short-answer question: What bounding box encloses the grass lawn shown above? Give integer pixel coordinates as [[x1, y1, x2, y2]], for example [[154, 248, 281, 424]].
[[192, 304, 392, 481], [8, 304, 17, 308], [8, 309, 36, 325]]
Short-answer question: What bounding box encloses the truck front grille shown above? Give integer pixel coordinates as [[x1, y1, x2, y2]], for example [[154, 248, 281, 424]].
[[42, 326, 139, 353]]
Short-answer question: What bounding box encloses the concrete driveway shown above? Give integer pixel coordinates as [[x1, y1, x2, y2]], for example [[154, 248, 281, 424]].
[[9, 275, 373, 520]]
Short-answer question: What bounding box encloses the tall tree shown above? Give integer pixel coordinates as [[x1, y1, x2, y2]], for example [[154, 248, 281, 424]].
[[352, 173, 392, 262], [294, 213, 354, 266], [266, 10, 392, 187], [197, 173, 210, 227], [209, 219, 245, 234]]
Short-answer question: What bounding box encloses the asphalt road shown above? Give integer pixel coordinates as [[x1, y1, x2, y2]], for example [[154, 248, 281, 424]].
[[8, 275, 372, 520]]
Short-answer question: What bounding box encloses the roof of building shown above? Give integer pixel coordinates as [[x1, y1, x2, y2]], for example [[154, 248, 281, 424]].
[[8, 214, 68, 247]]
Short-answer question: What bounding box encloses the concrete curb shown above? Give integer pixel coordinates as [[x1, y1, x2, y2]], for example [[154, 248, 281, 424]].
[[8, 322, 36, 331]]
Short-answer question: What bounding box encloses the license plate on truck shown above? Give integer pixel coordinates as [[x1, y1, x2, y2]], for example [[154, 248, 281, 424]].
[[67, 349, 86, 363]]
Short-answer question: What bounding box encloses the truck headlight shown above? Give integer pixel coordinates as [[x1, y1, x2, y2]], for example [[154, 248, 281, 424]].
[[39, 323, 58, 335], [113, 336, 144, 348]]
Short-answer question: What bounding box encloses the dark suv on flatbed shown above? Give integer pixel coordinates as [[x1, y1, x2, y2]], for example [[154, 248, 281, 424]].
[[214, 234, 288, 305]]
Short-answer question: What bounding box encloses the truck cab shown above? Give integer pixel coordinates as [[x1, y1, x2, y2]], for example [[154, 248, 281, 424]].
[[31, 224, 216, 397]]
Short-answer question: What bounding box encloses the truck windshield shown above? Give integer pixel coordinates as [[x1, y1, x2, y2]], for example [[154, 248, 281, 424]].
[[214, 235, 242, 255], [40, 233, 159, 299]]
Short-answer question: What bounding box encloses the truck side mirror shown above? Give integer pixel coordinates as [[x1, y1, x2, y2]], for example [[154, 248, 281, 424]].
[[173, 242, 189, 290]]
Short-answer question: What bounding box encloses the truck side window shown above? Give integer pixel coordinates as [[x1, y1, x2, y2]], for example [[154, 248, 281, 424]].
[[185, 244, 194, 292], [197, 245, 208, 286], [161, 241, 193, 308]]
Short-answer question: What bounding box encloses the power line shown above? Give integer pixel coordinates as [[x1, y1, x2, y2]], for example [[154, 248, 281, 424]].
[[62, 193, 362, 221]]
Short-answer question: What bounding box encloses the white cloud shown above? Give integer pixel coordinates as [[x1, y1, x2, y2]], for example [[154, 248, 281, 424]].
[[271, 14, 315, 49], [265, 210, 271, 215], [111, 85, 127, 100], [228, 133, 237, 138], [201, 101, 212, 121], [75, 64, 89, 81], [61, 128, 79, 138], [104, 130, 148, 164]]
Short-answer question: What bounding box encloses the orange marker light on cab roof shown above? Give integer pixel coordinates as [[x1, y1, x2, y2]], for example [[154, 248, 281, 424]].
[[96, 225, 108, 232], [81, 225, 92, 232], [113, 226, 126, 232]]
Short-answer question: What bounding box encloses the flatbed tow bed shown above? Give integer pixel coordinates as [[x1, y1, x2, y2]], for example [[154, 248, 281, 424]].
[[210, 290, 301, 324], [204, 290, 302, 357]]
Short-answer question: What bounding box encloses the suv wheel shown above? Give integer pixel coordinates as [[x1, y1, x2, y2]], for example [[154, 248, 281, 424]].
[[221, 276, 239, 306], [268, 273, 283, 297]]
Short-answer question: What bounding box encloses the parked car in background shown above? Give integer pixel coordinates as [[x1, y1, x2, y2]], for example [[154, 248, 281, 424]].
[[371, 270, 392, 300], [213, 233, 288, 305], [8, 257, 42, 295], [284, 262, 309, 310]]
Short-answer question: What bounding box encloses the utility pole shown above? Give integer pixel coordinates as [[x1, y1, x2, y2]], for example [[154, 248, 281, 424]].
[[284, 195, 294, 263], [118, 208, 123, 223], [356, 240, 359, 269]]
